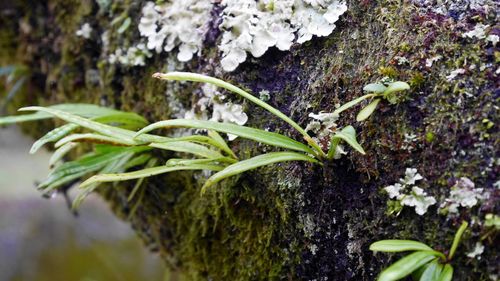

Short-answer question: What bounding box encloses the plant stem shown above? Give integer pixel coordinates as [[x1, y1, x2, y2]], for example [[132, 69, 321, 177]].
[[448, 221, 468, 260], [153, 72, 326, 158], [326, 137, 341, 160]]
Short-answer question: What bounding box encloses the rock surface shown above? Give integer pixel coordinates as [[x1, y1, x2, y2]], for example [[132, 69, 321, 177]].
[[0, 1, 498, 280]]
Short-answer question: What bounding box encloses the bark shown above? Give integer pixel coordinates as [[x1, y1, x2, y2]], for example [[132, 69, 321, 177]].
[[1, 1, 498, 280]]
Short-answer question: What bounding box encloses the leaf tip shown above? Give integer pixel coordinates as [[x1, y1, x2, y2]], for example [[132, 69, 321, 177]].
[[152, 72, 164, 79], [18, 106, 38, 112]]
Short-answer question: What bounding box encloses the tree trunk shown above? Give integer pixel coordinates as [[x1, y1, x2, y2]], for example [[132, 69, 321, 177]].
[[1, 1, 498, 280]]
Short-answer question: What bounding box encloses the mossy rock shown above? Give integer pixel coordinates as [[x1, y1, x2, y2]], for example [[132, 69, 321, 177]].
[[1, 1, 498, 280]]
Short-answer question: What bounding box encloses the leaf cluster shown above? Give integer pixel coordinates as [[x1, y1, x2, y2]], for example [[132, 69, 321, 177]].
[[369, 222, 468, 281], [334, 79, 410, 122], [0, 72, 408, 209]]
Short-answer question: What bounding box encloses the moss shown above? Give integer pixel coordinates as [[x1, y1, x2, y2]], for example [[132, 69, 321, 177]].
[[1, 0, 498, 280]]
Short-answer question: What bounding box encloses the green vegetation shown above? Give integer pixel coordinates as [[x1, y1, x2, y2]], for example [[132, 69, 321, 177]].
[[370, 221, 468, 281], [0, 64, 29, 112], [1, 72, 400, 208], [333, 78, 410, 121]]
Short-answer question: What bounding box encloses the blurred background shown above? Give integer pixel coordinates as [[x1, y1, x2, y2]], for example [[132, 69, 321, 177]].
[[0, 125, 166, 281]]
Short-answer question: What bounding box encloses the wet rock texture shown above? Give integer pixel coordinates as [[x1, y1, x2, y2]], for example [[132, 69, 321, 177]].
[[1, 0, 498, 280]]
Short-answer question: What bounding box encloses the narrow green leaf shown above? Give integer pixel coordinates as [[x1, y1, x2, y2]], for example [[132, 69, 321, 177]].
[[331, 126, 366, 155], [152, 72, 325, 157], [72, 152, 136, 209], [79, 164, 224, 188], [201, 152, 318, 194], [333, 93, 377, 115], [419, 259, 443, 281], [40, 147, 148, 192], [150, 141, 225, 159], [19, 106, 177, 146], [0, 104, 121, 125], [40, 149, 133, 191], [356, 98, 381, 121], [19, 106, 141, 145], [123, 154, 153, 170], [93, 112, 149, 130], [30, 124, 79, 154], [326, 137, 342, 160], [166, 158, 232, 166], [448, 221, 468, 260], [30, 112, 148, 153], [117, 17, 131, 33], [0, 65, 15, 76], [208, 130, 237, 159], [171, 134, 236, 158], [412, 262, 429, 280], [369, 240, 434, 252], [135, 119, 316, 155], [437, 264, 453, 281], [49, 142, 78, 167], [55, 133, 132, 148], [377, 251, 436, 281], [5, 76, 27, 104], [363, 83, 387, 93], [383, 81, 410, 95], [127, 158, 158, 202], [24, 108, 231, 159]]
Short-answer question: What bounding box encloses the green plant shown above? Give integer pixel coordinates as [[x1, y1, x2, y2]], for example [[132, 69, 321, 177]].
[[0, 64, 29, 112], [370, 221, 468, 281], [0, 72, 407, 207], [333, 78, 410, 121]]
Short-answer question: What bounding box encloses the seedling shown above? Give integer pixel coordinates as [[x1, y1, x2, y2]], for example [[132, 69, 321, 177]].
[[333, 79, 410, 121], [370, 221, 468, 281]]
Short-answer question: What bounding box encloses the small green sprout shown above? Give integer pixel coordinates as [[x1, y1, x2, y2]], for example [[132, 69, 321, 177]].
[[370, 221, 468, 281], [334, 79, 410, 121], [484, 214, 500, 229]]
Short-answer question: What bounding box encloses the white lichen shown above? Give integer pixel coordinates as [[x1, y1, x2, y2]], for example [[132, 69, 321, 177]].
[[219, 0, 347, 71], [463, 23, 489, 39], [446, 68, 466, 81], [305, 111, 344, 156], [400, 168, 424, 185], [439, 177, 490, 214], [108, 43, 152, 66], [182, 83, 248, 141], [384, 168, 436, 216], [122, 0, 348, 70], [138, 1, 212, 62], [400, 186, 437, 216], [211, 102, 248, 140], [466, 242, 485, 259], [259, 89, 271, 101], [76, 23, 92, 39], [412, 0, 499, 20], [402, 133, 418, 151], [425, 55, 442, 67], [486, 34, 499, 46], [395, 56, 409, 65]]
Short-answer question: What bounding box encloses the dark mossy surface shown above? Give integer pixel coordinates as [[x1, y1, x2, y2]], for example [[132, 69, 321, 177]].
[[1, 0, 498, 280]]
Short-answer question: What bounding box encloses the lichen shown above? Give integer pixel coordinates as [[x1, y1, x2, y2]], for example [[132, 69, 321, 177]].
[[132, 0, 347, 71], [138, 1, 212, 62], [384, 168, 436, 216], [75, 23, 92, 39], [439, 177, 490, 215], [1, 0, 499, 280], [218, 0, 347, 71]]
